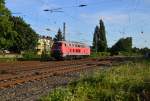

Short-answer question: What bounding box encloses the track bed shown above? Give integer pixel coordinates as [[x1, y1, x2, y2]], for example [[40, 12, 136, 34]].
[[0, 57, 134, 101]]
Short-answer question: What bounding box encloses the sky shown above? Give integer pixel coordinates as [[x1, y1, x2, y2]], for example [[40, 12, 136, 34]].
[[6, 0, 150, 48]]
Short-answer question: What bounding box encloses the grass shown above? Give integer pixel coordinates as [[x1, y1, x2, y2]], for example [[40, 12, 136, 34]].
[[40, 59, 150, 101], [0, 58, 17, 62], [89, 52, 110, 58]]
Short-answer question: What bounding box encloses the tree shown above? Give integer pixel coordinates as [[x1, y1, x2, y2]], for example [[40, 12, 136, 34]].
[[0, 0, 4, 4], [111, 37, 132, 55], [53, 28, 63, 42], [92, 26, 99, 51], [92, 19, 107, 52], [98, 19, 107, 52], [9, 16, 38, 52], [132, 47, 140, 53], [0, 0, 17, 49], [140, 47, 150, 55], [0, 0, 38, 53]]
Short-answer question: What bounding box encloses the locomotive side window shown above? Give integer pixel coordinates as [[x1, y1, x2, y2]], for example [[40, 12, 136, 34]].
[[77, 49, 80, 53]]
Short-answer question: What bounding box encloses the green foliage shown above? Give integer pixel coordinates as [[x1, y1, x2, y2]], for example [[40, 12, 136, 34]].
[[40, 51, 50, 61], [9, 16, 38, 52], [22, 50, 40, 60], [140, 47, 150, 55], [99, 19, 107, 52], [92, 26, 99, 51], [90, 52, 110, 58], [53, 28, 63, 42], [0, 0, 5, 4], [0, 57, 17, 62], [40, 41, 51, 61], [111, 37, 132, 55], [0, 0, 17, 49], [41, 60, 150, 101], [92, 19, 107, 52], [0, 1, 38, 52]]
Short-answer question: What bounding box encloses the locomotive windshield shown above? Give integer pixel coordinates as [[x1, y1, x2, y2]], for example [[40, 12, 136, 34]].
[[52, 42, 62, 49], [58, 43, 62, 46]]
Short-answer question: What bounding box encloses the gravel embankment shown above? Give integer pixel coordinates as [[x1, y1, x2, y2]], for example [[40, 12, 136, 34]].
[[0, 67, 103, 101]]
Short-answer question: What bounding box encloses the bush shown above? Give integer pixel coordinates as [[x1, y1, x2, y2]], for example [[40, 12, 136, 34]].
[[21, 50, 40, 61], [40, 59, 150, 101], [90, 52, 110, 58], [119, 51, 132, 56], [0, 58, 17, 62], [40, 51, 51, 61]]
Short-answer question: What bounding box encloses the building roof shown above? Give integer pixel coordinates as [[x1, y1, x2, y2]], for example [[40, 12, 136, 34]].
[[39, 35, 52, 40], [56, 41, 89, 47]]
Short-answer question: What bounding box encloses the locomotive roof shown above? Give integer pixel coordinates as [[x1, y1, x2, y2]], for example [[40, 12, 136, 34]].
[[56, 41, 89, 46]]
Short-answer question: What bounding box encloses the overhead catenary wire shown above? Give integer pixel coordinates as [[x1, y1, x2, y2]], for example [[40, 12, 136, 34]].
[[39, 0, 149, 47]]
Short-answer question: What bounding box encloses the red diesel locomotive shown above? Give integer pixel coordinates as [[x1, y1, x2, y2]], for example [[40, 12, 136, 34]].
[[51, 41, 91, 59]]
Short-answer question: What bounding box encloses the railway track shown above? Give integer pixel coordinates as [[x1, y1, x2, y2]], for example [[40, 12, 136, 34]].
[[0, 56, 135, 101], [0, 59, 94, 80], [0, 59, 102, 89], [0, 59, 90, 72], [0, 57, 130, 89]]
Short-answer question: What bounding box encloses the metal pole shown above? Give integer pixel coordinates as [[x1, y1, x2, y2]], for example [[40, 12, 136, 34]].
[[63, 22, 66, 41]]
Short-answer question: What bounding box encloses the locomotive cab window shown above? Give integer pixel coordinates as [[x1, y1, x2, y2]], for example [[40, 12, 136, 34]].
[[58, 43, 62, 46]]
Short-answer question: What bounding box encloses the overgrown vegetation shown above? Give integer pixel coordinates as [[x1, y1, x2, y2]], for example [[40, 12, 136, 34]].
[[110, 37, 132, 55], [40, 51, 51, 61], [40, 59, 150, 101], [21, 50, 40, 61], [20, 50, 51, 61], [0, 57, 17, 62], [90, 52, 110, 58]]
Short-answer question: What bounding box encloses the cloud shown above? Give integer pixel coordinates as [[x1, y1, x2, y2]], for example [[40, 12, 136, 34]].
[[40, 3, 59, 10], [80, 10, 150, 26], [144, 0, 150, 4], [80, 12, 130, 25]]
